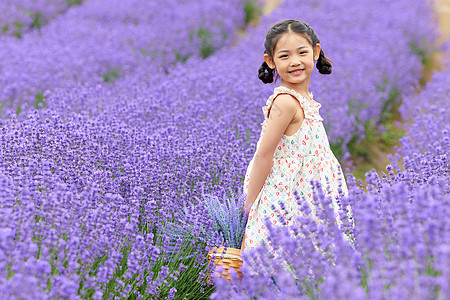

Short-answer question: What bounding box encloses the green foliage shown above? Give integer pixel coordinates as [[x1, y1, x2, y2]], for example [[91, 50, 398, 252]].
[[245, 128, 251, 141], [235, 128, 252, 144], [380, 123, 404, 148], [139, 48, 159, 62], [16, 104, 22, 115], [6, 263, 15, 279], [244, 1, 262, 25], [359, 266, 369, 294], [13, 21, 24, 38], [31, 12, 44, 30], [346, 111, 404, 169], [347, 95, 367, 115], [379, 84, 400, 124], [342, 84, 406, 181], [103, 69, 119, 83], [330, 138, 344, 161], [98, 223, 215, 299], [0, 101, 5, 117], [197, 27, 214, 58], [409, 39, 432, 68], [175, 52, 190, 63], [347, 120, 375, 161], [34, 91, 47, 109], [66, 0, 84, 7], [2, 1, 86, 38], [149, 243, 214, 299]]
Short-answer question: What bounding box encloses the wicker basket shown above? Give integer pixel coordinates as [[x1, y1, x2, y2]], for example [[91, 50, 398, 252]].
[[207, 247, 243, 282]]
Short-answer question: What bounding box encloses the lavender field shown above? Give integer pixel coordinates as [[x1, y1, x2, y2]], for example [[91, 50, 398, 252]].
[[0, 0, 448, 299]]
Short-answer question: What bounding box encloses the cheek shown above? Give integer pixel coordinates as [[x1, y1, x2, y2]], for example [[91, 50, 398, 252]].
[[273, 59, 281, 68], [306, 58, 315, 67], [276, 61, 289, 70]]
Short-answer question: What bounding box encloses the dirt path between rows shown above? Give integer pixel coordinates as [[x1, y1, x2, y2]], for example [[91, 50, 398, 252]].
[[422, 0, 450, 81], [433, 0, 450, 39], [262, 0, 283, 15], [355, 0, 450, 179]]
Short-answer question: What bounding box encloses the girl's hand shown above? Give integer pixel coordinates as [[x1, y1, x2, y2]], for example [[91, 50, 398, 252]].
[[242, 200, 253, 217]]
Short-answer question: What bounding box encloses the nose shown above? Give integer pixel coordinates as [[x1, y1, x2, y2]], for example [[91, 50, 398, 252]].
[[289, 55, 301, 66]]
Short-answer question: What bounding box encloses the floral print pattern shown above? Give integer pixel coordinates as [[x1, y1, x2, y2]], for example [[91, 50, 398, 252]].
[[243, 86, 348, 252]]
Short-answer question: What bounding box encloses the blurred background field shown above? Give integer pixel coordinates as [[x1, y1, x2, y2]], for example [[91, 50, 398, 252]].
[[0, 0, 448, 299], [347, 0, 450, 181]]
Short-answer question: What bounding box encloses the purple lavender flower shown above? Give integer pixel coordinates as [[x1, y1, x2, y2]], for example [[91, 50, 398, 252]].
[[0, 0, 445, 298]]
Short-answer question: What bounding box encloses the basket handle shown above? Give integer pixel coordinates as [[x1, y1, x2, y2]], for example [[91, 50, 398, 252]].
[[240, 235, 246, 251]]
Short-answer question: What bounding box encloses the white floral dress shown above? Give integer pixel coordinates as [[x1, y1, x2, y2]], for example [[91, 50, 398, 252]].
[[243, 86, 348, 252]]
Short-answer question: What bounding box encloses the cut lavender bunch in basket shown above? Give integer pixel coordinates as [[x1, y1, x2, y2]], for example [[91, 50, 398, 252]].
[[196, 190, 249, 249]]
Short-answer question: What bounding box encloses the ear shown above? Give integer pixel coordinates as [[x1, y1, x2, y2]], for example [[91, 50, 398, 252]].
[[313, 44, 321, 61], [263, 53, 275, 69]]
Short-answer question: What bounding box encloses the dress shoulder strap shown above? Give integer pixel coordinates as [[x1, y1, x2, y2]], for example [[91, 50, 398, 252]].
[[264, 86, 309, 119], [273, 86, 311, 107]]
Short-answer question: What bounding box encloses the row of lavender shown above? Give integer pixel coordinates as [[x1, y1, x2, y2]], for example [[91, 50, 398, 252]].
[[42, 0, 437, 160], [0, 0, 82, 37], [0, 0, 249, 298], [36, 0, 437, 227], [0, 0, 442, 299], [212, 64, 450, 299], [0, 0, 246, 115]]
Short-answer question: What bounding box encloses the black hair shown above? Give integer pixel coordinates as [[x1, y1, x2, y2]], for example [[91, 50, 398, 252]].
[[258, 19, 332, 84]]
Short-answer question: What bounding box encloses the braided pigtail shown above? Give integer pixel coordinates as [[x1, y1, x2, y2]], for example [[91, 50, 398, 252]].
[[258, 61, 274, 83], [316, 49, 332, 74]]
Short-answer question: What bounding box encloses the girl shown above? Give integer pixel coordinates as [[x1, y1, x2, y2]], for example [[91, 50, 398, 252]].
[[242, 19, 349, 252]]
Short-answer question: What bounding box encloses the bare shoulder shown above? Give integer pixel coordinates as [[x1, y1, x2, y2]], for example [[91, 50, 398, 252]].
[[268, 93, 300, 121], [256, 94, 299, 159]]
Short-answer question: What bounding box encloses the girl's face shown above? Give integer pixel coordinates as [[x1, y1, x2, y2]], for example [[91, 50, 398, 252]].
[[264, 32, 320, 93]]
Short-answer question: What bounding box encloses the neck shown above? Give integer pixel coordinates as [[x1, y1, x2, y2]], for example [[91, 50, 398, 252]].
[[279, 81, 311, 99]]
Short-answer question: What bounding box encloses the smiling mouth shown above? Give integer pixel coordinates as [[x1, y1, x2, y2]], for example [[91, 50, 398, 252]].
[[289, 69, 304, 75]]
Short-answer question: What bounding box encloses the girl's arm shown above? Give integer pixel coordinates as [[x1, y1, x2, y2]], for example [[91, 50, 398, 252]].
[[243, 94, 300, 214]]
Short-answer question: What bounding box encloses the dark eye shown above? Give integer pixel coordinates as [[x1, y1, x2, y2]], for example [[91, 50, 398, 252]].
[[279, 55, 288, 58], [300, 51, 307, 55]]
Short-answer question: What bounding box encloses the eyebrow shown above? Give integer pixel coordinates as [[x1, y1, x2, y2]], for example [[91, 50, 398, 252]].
[[277, 46, 309, 55]]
